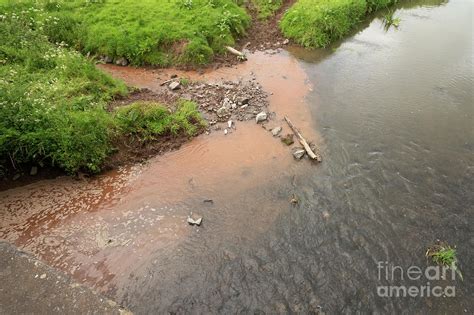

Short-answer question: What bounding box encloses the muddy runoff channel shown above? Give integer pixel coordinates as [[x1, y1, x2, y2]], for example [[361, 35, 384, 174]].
[[1, 0, 473, 313]]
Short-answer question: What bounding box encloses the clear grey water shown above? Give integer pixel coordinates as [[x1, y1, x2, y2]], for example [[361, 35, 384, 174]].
[[112, 0, 473, 313]]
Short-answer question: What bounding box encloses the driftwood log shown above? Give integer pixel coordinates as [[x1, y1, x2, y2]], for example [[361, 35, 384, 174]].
[[284, 116, 322, 162], [225, 46, 246, 59], [160, 79, 173, 86]]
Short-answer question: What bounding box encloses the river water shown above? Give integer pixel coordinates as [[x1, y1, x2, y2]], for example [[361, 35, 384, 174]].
[[1, 0, 472, 313]]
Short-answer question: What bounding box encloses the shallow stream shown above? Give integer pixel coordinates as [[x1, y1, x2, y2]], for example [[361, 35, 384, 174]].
[[1, 0, 472, 313]]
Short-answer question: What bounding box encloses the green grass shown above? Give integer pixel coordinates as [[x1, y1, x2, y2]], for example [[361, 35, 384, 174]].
[[280, 0, 399, 48], [426, 243, 463, 281], [0, 12, 127, 174], [0, 0, 250, 66], [0, 12, 205, 175], [252, 0, 283, 19], [114, 101, 206, 142]]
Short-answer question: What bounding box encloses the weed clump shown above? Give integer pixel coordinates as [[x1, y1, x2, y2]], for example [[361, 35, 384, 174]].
[[426, 242, 463, 280], [252, 0, 283, 19], [382, 10, 401, 30], [114, 101, 206, 142]]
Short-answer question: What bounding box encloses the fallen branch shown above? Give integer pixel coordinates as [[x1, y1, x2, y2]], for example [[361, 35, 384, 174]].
[[226, 46, 246, 60], [160, 79, 173, 86], [284, 116, 322, 162]]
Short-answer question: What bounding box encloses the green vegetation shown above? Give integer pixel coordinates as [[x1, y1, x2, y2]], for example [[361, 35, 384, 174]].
[[280, 0, 399, 48], [114, 101, 205, 142], [382, 10, 401, 30], [1, 0, 408, 176], [0, 0, 250, 66], [0, 12, 204, 175], [0, 11, 127, 174], [426, 242, 463, 281], [252, 0, 283, 19]]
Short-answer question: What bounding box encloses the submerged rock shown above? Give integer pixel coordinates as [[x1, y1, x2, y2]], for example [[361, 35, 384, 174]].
[[292, 148, 306, 160], [271, 126, 282, 137], [255, 111, 267, 123]]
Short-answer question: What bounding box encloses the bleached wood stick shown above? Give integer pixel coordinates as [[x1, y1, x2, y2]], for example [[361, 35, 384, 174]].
[[284, 116, 322, 162], [226, 46, 245, 57]]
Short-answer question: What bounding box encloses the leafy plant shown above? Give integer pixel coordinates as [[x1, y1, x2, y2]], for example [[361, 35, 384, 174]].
[[426, 242, 463, 281], [252, 0, 283, 19], [382, 10, 401, 30], [178, 0, 194, 10]]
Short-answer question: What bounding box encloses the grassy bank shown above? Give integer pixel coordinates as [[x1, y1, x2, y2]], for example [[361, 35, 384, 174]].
[[1, 0, 250, 66], [280, 0, 399, 47], [0, 12, 204, 176]]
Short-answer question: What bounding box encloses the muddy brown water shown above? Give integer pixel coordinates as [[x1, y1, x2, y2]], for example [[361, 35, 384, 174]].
[[1, 0, 473, 313]]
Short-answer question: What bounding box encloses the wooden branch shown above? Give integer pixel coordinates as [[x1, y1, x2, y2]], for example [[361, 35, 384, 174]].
[[160, 79, 173, 86], [226, 46, 245, 57], [284, 116, 322, 162]]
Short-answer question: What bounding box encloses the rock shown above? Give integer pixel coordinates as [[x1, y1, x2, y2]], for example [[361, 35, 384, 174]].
[[283, 39, 290, 45], [224, 128, 228, 135], [187, 215, 202, 226], [171, 74, 178, 79], [281, 134, 294, 146], [292, 148, 306, 160], [103, 55, 113, 63], [115, 57, 128, 66], [216, 106, 230, 118], [255, 112, 267, 123], [222, 97, 232, 109], [168, 81, 181, 90], [271, 126, 282, 137], [240, 104, 248, 109], [227, 120, 233, 128], [30, 166, 38, 176]]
